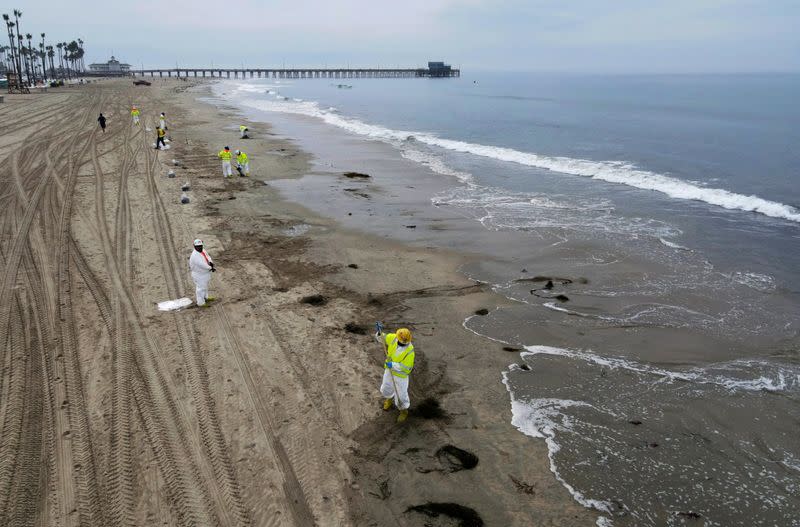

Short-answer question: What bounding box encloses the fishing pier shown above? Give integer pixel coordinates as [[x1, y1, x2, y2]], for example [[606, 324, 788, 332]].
[[132, 62, 459, 79]]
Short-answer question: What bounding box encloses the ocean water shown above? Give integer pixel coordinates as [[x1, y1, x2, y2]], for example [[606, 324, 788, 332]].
[[212, 73, 800, 526]]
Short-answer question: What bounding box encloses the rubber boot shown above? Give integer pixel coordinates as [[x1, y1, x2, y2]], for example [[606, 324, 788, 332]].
[[397, 410, 409, 423], [206, 296, 216, 302], [382, 398, 393, 411]]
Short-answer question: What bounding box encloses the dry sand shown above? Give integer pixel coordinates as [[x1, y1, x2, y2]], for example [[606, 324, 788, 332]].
[[0, 78, 596, 526]]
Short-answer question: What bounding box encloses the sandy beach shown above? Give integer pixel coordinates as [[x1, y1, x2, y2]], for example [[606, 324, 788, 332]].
[[0, 78, 597, 525]]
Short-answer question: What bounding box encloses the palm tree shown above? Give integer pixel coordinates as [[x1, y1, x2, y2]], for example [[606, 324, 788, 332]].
[[62, 41, 71, 79], [56, 41, 63, 79], [77, 38, 84, 71], [39, 32, 46, 82], [18, 34, 30, 84], [25, 32, 36, 84], [65, 40, 80, 77], [46, 45, 55, 78], [12, 9, 29, 85], [4, 14, 22, 89], [3, 15, 16, 82], [0, 45, 7, 74]]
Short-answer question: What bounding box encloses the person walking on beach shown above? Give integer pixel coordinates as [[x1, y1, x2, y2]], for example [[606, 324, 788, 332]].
[[97, 113, 107, 133], [240, 125, 249, 139], [159, 112, 167, 131], [155, 127, 166, 150], [131, 106, 140, 126], [189, 238, 216, 307], [376, 325, 415, 423], [218, 146, 233, 178], [235, 149, 249, 176]]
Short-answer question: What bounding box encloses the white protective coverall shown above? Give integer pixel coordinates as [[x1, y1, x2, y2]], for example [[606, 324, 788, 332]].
[[188, 248, 214, 306]]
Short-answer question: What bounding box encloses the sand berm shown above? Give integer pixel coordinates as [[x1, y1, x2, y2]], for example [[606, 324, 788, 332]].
[[0, 79, 596, 526]]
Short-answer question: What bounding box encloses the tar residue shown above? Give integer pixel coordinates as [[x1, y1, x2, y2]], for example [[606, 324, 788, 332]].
[[406, 502, 484, 527], [416, 398, 447, 419], [300, 294, 327, 306], [343, 322, 367, 335], [436, 445, 479, 472]]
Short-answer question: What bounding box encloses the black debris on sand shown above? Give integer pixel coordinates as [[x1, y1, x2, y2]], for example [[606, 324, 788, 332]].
[[416, 398, 447, 420], [300, 294, 327, 306], [344, 322, 367, 335], [436, 445, 479, 472], [473, 308, 489, 316], [406, 502, 484, 527], [343, 172, 371, 179]]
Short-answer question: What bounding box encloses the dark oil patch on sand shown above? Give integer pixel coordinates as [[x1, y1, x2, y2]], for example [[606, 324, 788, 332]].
[[436, 445, 479, 472], [406, 502, 484, 527], [344, 322, 367, 335], [300, 294, 327, 306], [416, 398, 447, 419]]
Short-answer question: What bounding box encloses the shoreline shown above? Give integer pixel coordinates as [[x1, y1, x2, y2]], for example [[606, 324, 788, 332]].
[[188, 77, 800, 526], [8, 76, 793, 525], [177, 80, 599, 524]]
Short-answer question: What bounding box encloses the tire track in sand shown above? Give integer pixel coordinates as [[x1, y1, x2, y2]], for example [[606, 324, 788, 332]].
[[214, 305, 317, 526], [141, 118, 251, 526]]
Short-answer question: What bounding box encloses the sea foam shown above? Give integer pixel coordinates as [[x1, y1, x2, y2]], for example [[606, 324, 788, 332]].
[[225, 82, 800, 225]]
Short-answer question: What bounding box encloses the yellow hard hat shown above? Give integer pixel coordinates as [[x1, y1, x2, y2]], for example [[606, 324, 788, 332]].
[[396, 328, 412, 344]]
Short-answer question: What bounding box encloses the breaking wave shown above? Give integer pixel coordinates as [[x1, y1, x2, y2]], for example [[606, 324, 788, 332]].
[[223, 81, 800, 224]]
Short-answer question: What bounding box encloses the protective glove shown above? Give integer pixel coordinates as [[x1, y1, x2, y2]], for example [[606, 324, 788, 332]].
[[211, 268, 217, 272], [385, 361, 393, 369]]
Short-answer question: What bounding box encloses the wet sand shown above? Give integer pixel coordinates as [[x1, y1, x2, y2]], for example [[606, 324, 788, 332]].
[[0, 78, 596, 525]]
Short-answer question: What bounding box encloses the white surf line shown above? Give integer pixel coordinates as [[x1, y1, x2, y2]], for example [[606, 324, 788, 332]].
[[221, 82, 800, 225]]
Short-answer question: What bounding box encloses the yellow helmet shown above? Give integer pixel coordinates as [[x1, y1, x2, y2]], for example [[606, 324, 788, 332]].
[[396, 328, 412, 344]]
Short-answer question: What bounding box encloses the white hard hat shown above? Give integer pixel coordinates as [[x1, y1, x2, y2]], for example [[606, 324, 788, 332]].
[[234, 150, 241, 155], [193, 238, 203, 246]]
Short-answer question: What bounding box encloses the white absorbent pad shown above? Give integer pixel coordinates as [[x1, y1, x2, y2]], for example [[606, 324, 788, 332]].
[[157, 297, 193, 311]]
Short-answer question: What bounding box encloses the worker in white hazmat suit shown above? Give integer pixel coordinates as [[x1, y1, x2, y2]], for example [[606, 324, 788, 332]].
[[375, 326, 415, 423], [188, 238, 216, 307], [159, 112, 167, 131]]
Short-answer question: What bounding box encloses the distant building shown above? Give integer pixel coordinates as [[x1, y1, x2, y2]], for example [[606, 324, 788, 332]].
[[427, 61, 453, 77], [88, 56, 131, 74]]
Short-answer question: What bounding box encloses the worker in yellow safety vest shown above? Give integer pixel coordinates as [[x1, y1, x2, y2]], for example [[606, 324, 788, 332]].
[[375, 325, 415, 422], [234, 150, 249, 176], [218, 146, 233, 178], [155, 127, 166, 150], [131, 106, 140, 126], [240, 125, 249, 139]]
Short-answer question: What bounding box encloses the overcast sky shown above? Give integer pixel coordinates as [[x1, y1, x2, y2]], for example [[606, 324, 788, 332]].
[[11, 0, 800, 72]]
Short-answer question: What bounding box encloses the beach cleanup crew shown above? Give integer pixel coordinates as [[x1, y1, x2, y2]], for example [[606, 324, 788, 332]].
[[375, 323, 415, 423], [188, 239, 216, 307], [240, 125, 249, 138], [130, 106, 140, 125], [155, 127, 166, 149], [218, 146, 233, 177], [235, 149, 249, 176]]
